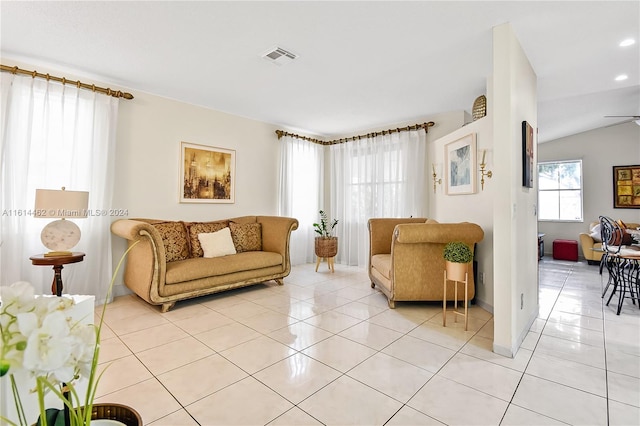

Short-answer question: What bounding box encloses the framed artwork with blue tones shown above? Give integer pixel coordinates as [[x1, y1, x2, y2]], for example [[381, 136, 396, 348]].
[[445, 133, 477, 195]]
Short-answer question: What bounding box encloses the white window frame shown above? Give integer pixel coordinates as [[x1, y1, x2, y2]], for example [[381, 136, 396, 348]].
[[537, 159, 584, 222]]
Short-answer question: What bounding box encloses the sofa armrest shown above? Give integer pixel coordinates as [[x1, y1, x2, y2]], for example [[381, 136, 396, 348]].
[[110, 219, 167, 303], [368, 218, 428, 256], [579, 232, 596, 258], [257, 216, 298, 256]]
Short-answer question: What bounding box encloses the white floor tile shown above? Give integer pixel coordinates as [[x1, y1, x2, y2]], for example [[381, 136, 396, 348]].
[[157, 354, 247, 405], [347, 352, 433, 402], [298, 375, 403, 425], [501, 404, 566, 425], [220, 335, 297, 374], [301, 335, 377, 372], [511, 374, 607, 425], [438, 353, 522, 401], [254, 353, 341, 404], [407, 375, 508, 425], [525, 351, 607, 397], [185, 376, 293, 425]]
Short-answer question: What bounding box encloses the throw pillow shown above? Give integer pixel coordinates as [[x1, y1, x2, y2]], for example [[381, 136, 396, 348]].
[[606, 220, 633, 246], [589, 223, 602, 243], [152, 222, 190, 262], [229, 222, 262, 252], [187, 220, 229, 257], [198, 227, 237, 258], [617, 220, 634, 245]]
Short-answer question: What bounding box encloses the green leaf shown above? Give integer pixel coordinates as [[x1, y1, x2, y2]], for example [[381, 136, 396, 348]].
[[35, 408, 66, 426], [0, 360, 9, 376]]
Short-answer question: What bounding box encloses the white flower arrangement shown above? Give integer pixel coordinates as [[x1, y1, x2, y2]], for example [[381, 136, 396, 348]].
[[0, 282, 96, 384], [0, 282, 99, 426], [0, 242, 138, 426]]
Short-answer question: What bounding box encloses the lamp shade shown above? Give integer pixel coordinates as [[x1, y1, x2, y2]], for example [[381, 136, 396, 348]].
[[35, 188, 89, 218]]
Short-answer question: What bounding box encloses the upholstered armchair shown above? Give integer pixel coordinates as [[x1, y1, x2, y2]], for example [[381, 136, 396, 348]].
[[368, 218, 484, 308]]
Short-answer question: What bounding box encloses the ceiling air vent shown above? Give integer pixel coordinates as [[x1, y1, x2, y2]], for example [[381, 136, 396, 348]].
[[262, 46, 298, 65]]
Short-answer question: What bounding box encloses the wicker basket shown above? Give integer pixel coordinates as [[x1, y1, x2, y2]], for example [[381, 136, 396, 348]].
[[91, 403, 142, 426], [315, 237, 338, 258]]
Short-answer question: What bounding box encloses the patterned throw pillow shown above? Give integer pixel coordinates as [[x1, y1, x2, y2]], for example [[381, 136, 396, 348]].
[[152, 222, 190, 262], [187, 221, 229, 257], [229, 222, 262, 252]]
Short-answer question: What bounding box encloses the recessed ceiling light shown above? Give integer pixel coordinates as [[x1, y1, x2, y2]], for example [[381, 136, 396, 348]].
[[619, 38, 636, 47], [615, 74, 629, 81]]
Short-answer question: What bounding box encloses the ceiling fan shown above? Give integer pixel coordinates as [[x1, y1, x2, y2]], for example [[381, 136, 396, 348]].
[[604, 115, 640, 126]]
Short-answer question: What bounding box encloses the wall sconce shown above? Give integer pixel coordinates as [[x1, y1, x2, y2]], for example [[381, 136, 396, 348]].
[[432, 163, 442, 193], [35, 187, 89, 256], [479, 150, 493, 191]]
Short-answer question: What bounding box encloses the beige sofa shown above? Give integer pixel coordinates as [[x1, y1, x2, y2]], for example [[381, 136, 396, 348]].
[[368, 218, 484, 308], [579, 221, 639, 265], [111, 216, 298, 312]]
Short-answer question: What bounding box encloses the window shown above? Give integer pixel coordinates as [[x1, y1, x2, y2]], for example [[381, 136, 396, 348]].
[[538, 160, 583, 221]]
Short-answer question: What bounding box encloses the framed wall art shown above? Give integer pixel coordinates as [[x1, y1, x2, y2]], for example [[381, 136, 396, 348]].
[[180, 141, 235, 203], [613, 164, 640, 209], [445, 133, 477, 195], [522, 121, 534, 188]]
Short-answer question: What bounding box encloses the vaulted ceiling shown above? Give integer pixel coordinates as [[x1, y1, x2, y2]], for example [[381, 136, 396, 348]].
[[2, 1, 638, 142]]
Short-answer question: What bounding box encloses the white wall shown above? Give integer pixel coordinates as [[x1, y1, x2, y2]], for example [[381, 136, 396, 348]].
[[430, 114, 494, 312], [538, 122, 640, 253], [491, 23, 539, 358], [113, 91, 281, 220]]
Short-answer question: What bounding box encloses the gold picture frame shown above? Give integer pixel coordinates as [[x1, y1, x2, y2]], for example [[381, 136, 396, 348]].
[[180, 141, 235, 203], [613, 165, 640, 209], [445, 133, 477, 195]]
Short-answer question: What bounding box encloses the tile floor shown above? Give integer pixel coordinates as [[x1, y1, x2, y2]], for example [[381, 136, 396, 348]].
[[94, 259, 640, 425]]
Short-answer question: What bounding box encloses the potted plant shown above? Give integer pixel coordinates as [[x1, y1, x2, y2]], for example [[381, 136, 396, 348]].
[[313, 210, 339, 259], [443, 241, 473, 282]]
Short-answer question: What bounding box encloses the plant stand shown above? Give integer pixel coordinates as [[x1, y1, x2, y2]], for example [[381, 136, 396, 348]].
[[315, 255, 335, 273], [314, 237, 337, 273], [442, 270, 469, 331]]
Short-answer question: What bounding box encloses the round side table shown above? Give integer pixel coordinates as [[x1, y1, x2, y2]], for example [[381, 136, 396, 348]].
[[29, 252, 85, 296]]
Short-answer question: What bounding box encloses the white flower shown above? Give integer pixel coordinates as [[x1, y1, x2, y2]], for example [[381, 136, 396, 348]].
[[21, 310, 76, 383], [0, 281, 36, 320], [1, 285, 96, 385]]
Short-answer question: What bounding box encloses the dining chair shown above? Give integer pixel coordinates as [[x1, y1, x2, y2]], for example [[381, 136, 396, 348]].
[[599, 216, 640, 315]]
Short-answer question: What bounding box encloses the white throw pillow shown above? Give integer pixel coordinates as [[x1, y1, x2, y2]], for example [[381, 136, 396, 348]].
[[198, 227, 237, 258], [589, 223, 602, 243]]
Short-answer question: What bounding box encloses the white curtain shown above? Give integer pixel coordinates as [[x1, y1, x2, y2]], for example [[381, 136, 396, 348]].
[[278, 135, 324, 265], [0, 73, 119, 304], [329, 130, 427, 266]]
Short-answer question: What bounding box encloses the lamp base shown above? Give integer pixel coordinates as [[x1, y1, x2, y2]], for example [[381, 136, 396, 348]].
[[41, 219, 81, 252], [43, 251, 74, 257]]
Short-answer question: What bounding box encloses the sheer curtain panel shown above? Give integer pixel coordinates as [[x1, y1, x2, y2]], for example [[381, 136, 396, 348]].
[[278, 135, 324, 265], [329, 130, 427, 266], [0, 73, 119, 304]]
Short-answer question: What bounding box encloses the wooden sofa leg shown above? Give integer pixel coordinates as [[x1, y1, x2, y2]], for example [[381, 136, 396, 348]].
[[275, 278, 284, 286], [371, 282, 375, 288], [161, 302, 175, 313]]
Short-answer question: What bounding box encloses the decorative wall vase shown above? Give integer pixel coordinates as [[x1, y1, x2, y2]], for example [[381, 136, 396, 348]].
[[472, 95, 487, 121]]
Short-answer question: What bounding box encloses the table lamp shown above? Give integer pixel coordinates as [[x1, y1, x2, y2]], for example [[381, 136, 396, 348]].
[[35, 187, 89, 257]]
